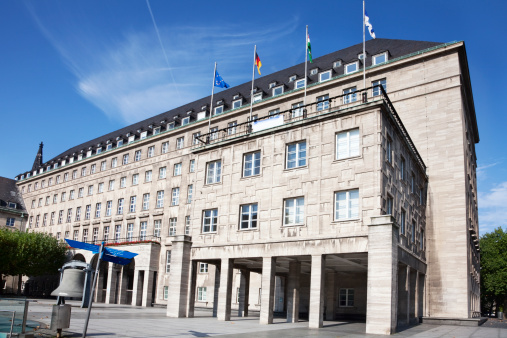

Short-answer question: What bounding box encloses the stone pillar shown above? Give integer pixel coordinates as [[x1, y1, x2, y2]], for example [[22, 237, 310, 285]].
[[409, 268, 417, 324], [142, 270, 154, 307], [187, 260, 198, 318], [309, 254, 325, 329], [166, 235, 192, 317], [397, 265, 408, 327], [366, 215, 399, 335], [242, 270, 250, 317], [217, 258, 233, 321], [325, 271, 336, 320], [105, 264, 119, 304], [118, 266, 129, 304], [260, 257, 276, 325], [131, 269, 142, 306], [212, 263, 220, 317], [237, 270, 247, 317], [286, 261, 301, 323], [417, 273, 425, 319]]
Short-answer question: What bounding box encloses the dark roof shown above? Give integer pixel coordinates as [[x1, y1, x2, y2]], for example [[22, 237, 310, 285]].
[[19, 38, 444, 178], [0, 176, 26, 211]]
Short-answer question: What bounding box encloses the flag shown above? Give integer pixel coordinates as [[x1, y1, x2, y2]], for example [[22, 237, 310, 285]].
[[365, 11, 376, 39], [255, 53, 262, 75], [307, 32, 313, 63], [214, 70, 230, 88]]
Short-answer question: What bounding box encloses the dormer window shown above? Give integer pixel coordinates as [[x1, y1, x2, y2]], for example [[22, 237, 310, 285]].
[[233, 94, 240, 100], [182, 116, 190, 125], [106, 144, 112, 150], [197, 111, 207, 120], [289, 75, 297, 82], [232, 99, 242, 109], [333, 60, 342, 68], [272, 85, 283, 96], [86, 150, 92, 157], [96, 147, 102, 154], [358, 53, 365, 60], [345, 61, 359, 74], [310, 68, 318, 75], [167, 122, 175, 130], [78, 154, 83, 160], [140, 131, 148, 139], [201, 105, 207, 111], [214, 106, 224, 115], [128, 135, 135, 143], [253, 92, 262, 103], [69, 157, 74, 164], [117, 139, 124, 147], [8, 202, 17, 209], [268, 82, 276, 89], [153, 127, 161, 135], [319, 70, 332, 82], [373, 52, 388, 65], [295, 78, 306, 89]]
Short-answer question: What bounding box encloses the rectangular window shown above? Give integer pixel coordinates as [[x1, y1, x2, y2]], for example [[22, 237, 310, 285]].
[[91, 164, 96, 174], [35, 215, 40, 227], [176, 137, 184, 149], [182, 116, 190, 126], [189, 159, 195, 173], [185, 216, 191, 235], [339, 288, 354, 307], [132, 174, 139, 185], [291, 102, 304, 118], [72, 170, 77, 179], [227, 121, 237, 135], [253, 93, 262, 103], [98, 182, 104, 193], [240, 203, 258, 229], [243, 151, 261, 177], [39, 198, 43, 206], [284, 197, 304, 226], [187, 185, 193, 204], [286, 141, 306, 169], [345, 62, 358, 74], [45, 196, 50, 205], [174, 163, 182, 176], [214, 106, 223, 115], [400, 157, 406, 180], [411, 223, 416, 243], [78, 188, 84, 198], [88, 185, 93, 195], [156, 191, 164, 208], [129, 196, 136, 213], [127, 223, 134, 241], [319, 70, 331, 82], [115, 225, 121, 243], [84, 205, 91, 220], [82, 229, 88, 242], [66, 209, 72, 223], [167, 122, 175, 130], [411, 174, 415, 193], [117, 198, 124, 215], [166, 250, 171, 273], [106, 201, 112, 216], [64, 173, 69, 182], [120, 177, 126, 188], [232, 99, 242, 109], [169, 217, 177, 236], [161, 142, 169, 153], [386, 196, 393, 215], [135, 150, 142, 161], [73, 230, 79, 241], [123, 154, 129, 165], [81, 167, 87, 177], [335, 189, 359, 220], [343, 87, 357, 104], [140, 131, 148, 139], [109, 180, 115, 191], [372, 78, 387, 96], [210, 127, 218, 141], [42, 213, 47, 226], [158, 167, 167, 178], [95, 203, 101, 218], [101, 161, 106, 171], [420, 229, 425, 250], [171, 188, 180, 206], [373, 52, 388, 65], [92, 227, 99, 244], [386, 138, 393, 164], [53, 194, 58, 204], [111, 157, 117, 168], [153, 127, 161, 135], [154, 219, 161, 237], [140, 221, 147, 240], [145, 170, 152, 182], [197, 287, 207, 301], [75, 208, 80, 222], [202, 209, 218, 233], [164, 286, 169, 300], [317, 94, 329, 111], [336, 129, 360, 160], [400, 209, 406, 235], [65, 231, 69, 239], [199, 263, 209, 273], [272, 85, 283, 96], [142, 193, 150, 210], [192, 132, 201, 145], [147, 146, 155, 158], [206, 160, 222, 184]]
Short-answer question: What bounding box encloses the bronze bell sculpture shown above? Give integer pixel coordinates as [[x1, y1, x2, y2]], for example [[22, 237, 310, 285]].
[[51, 269, 85, 298]]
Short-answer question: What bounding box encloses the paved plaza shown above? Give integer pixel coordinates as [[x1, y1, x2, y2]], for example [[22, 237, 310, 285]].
[[21, 300, 506, 337]]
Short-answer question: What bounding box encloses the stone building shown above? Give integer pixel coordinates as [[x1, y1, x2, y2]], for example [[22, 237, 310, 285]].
[[13, 38, 480, 334]]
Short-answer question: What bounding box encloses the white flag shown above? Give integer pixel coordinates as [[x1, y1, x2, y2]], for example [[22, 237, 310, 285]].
[[365, 11, 376, 39]]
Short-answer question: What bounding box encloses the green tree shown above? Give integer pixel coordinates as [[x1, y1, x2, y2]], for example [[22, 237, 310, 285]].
[[480, 227, 507, 315], [0, 229, 67, 294]]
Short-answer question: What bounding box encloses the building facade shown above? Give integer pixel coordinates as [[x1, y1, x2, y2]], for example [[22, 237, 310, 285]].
[[14, 39, 479, 334]]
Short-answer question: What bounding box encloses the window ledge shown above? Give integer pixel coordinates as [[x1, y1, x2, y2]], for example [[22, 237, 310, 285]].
[[282, 223, 306, 227], [333, 155, 362, 163], [331, 218, 361, 223], [283, 165, 308, 172], [240, 174, 261, 181]]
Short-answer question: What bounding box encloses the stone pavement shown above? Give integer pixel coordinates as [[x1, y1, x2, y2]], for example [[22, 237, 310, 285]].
[[25, 300, 507, 338]]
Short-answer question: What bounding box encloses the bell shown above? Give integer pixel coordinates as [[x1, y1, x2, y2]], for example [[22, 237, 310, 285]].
[[51, 269, 85, 298]]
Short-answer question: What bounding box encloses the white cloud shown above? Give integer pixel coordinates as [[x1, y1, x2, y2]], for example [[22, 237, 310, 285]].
[[477, 162, 498, 181], [479, 181, 507, 234]]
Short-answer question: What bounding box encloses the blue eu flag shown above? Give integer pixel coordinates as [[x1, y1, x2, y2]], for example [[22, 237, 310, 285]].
[[215, 70, 230, 88]]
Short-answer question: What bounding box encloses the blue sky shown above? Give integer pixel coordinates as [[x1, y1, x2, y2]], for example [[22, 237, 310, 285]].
[[0, 1, 505, 235]]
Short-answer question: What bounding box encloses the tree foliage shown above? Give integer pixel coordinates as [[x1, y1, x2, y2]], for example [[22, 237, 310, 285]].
[[0, 229, 67, 277], [480, 227, 507, 313]]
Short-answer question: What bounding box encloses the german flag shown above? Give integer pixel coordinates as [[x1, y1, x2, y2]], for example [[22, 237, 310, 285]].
[[255, 53, 262, 75]]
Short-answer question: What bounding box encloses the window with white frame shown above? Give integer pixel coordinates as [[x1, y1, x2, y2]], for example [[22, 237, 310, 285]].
[[91, 164, 96, 174], [333, 60, 342, 68], [202, 209, 218, 233], [122, 154, 129, 165], [210, 127, 218, 141], [81, 168, 86, 177], [167, 122, 175, 130], [117, 198, 124, 214], [106, 143, 113, 150], [343, 87, 357, 104], [111, 157, 117, 168], [189, 159, 195, 173], [199, 263, 208, 273], [339, 288, 354, 307], [400, 209, 406, 235], [148, 146, 155, 158], [109, 180, 115, 191], [140, 221, 147, 240], [373, 52, 388, 65], [46, 196, 51, 205], [95, 203, 101, 218], [197, 287, 207, 301], [132, 173, 139, 185], [206, 160, 221, 184], [176, 137, 184, 149], [284, 197, 304, 226], [127, 223, 134, 241], [78, 188, 84, 198], [243, 151, 261, 177], [84, 205, 91, 220], [319, 70, 331, 82], [291, 102, 304, 118], [74, 208, 80, 222], [35, 214, 40, 227], [386, 137, 393, 164], [98, 182, 104, 193], [65, 231, 70, 238], [139, 131, 147, 139], [400, 157, 406, 180], [92, 227, 99, 243], [145, 170, 152, 182], [159, 166, 166, 179], [156, 191, 164, 208], [187, 185, 193, 204], [154, 220, 161, 237], [171, 187, 179, 206], [286, 141, 306, 169], [169, 217, 177, 236], [335, 189, 359, 220], [128, 135, 135, 143], [73, 230, 79, 241], [166, 250, 171, 272], [174, 163, 182, 176], [72, 170, 77, 179], [162, 142, 169, 154], [163, 286, 169, 300], [214, 106, 223, 115], [153, 127, 161, 135], [227, 121, 237, 135], [106, 201, 112, 216], [317, 94, 329, 111], [295, 79, 306, 89], [240, 203, 258, 229], [134, 150, 142, 162], [142, 193, 150, 210], [82, 229, 89, 242], [129, 196, 136, 213], [336, 129, 360, 160], [185, 215, 191, 235], [232, 99, 242, 109], [272, 85, 283, 96], [253, 93, 262, 102], [182, 116, 190, 126], [66, 209, 72, 223], [6, 218, 15, 226], [310, 68, 318, 75], [345, 62, 358, 74], [88, 185, 93, 196], [64, 173, 69, 182], [372, 78, 387, 96], [115, 225, 121, 242], [192, 132, 201, 145], [101, 161, 106, 171]]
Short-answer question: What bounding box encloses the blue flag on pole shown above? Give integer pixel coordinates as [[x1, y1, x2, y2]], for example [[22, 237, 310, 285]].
[[214, 70, 230, 88], [365, 11, 376, 39]]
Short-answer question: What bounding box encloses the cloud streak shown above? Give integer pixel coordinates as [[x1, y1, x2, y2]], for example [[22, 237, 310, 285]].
[[479, 181, 507, 234]]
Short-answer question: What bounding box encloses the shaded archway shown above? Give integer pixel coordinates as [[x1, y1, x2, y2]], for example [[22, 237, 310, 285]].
[[119, 258, 135, 305], [90, 254, 109, 303], [72, 253, 86, 262]]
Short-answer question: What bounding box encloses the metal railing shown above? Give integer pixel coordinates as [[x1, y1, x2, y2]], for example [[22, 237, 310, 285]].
[[70, 235, 161, 246]]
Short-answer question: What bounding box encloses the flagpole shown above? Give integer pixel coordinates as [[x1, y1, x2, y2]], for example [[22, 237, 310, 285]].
[[82, 242, 104, 338], [363, 0, 366, 89], [208, 62, 217, 135], [249, 45, 256, 124], [304, 25, 308, 106]]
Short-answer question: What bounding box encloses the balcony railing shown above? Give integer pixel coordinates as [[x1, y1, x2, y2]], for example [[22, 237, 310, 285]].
[[68, 235, 161, 247]]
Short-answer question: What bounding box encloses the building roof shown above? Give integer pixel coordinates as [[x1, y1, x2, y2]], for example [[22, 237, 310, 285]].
[[19, 38, 447, 179], [0, 176, 26, 211]]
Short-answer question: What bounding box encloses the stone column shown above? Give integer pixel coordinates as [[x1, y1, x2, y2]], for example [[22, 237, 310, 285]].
[[142, 270, 154, 307], [187, 260, 198, 318], [131, 269, 142, 306], [397, 265, 408, 327], [309, 254, 325, 329], [105, 264, 119, 304], [409, 268, 417, 324], [212, 263, 220, 317], [238, 270, 248, 317], [286, 261, 301, 323], [166, 235, 192, 317], [119, 266, 129, 304], [217, 258, 233, 321], [325, 271, 336, 320], [417, 272, 425, 320], [366, 215, 399, 335], [260, 257, 276, 325]]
